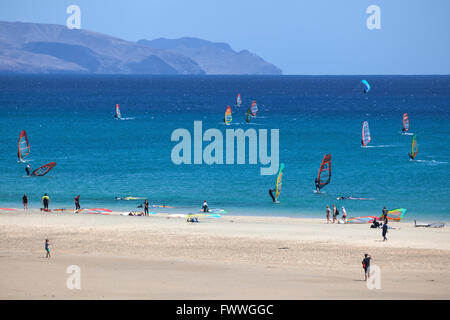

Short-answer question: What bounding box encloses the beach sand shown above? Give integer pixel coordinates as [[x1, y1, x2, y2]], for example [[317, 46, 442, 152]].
[[0, 210, 449, 299]]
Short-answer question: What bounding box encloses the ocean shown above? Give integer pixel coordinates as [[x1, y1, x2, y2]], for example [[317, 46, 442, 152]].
[[0, 75, 449, 221]]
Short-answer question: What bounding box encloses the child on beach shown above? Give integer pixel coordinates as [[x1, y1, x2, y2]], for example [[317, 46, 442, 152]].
[[22, 194, 28, 210], [362, 254, 371, 280], [326, 205, 331, 223], [45, 239, 50, 259]]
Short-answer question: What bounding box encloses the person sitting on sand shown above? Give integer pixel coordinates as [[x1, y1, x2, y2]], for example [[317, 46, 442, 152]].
[[202, 200, 209, 213], [45, 239, 51, 259], [371, 217, 381, 228], [326, 205, 331, 224], [187, 216, 199, 223], [362, 254, 371, 280]]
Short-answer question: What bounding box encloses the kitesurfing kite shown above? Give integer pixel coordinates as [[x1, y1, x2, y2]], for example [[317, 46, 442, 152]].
[[315, 154, 331, 192], [250, 100, 258, 117], [347, 216, 378, 224], [402, 113, 410, 133], [361, 80, 371, 94], [18, 130, 30, 162], [408, 134, 418, 160], [361, 121, 371, 147], [224, 105, 232, 125], [274, 163, 285, 203], [115, 104, 122, 120], [236, 93, 242, 107], [31, 162, 56, 176], [384, 208, 407, 221]]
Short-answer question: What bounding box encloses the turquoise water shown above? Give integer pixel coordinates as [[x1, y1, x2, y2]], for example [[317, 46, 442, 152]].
[[0, 75, 449, 221]]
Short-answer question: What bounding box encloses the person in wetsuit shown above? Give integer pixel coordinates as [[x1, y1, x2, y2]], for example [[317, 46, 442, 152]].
[[74, 195, 81, 210], [42, 194, 50, 211], [25, 164, 31, 176], [362, 254, 371, 280], [408, 152, 415, 160], [144, 200, 149, 216], [382, 220, 388, 241], [315, 178, 320, 192], [269, 189, 276, 202]]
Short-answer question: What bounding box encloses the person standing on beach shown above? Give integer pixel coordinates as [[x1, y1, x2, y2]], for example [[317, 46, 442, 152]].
[[381, 207, 388, 221], [22, 194, 28, 210], [326, 205, 331, 223], [42, 194, 50, 211], [362, 254, 371, 280], [202, 200, 209, 213], [74, 195, 81, 210], [144, 200, 149, 216], [382, 219, 388, 241], [341, 206, 347, 223], [332, 204, 339, 223], [45, 239, 51, 259]]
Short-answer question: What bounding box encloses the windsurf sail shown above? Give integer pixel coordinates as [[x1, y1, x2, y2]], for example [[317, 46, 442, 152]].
[[250, 100, 258, 117], [18, 130, 30, 161], [225, 105, 232, 125], [361, 80, 371, 94], [275, 163, 285, 201], [31, 162, 56, 176], [409, 134, 418, 159], [317, 154, 331, 190], [245, 108, 251, 123], [361, 121, 371, 146], [385, 208, 407, 221], [347, 216, 378, 224], [115, 104, 122, 119], [236, 93, 242, 107], [402, 113, 410, 132]]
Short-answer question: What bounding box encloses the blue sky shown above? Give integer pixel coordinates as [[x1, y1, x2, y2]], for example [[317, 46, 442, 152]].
[[1, 0, 449, 74]]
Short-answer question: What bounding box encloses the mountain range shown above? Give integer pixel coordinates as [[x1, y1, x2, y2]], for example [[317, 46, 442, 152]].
[[0, 21, 281, 75]]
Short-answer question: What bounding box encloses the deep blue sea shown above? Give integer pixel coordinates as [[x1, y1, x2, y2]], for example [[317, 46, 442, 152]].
[[0, 75, 449, 221]]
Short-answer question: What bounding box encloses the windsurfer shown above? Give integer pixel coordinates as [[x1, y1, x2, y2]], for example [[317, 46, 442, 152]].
[[269, 189, 276, 202], [315, 178, 320, 192], [25, 164, 31, 176], [408, 152, 415, 160]]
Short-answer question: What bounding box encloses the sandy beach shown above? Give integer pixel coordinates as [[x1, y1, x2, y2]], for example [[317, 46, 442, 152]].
[[0, 209, 449, 299]]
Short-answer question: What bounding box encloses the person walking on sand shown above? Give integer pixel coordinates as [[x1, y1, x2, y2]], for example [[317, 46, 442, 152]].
[[362, 253, 371, 281], [341, 206, 347, 223], [42, 193, 50, 211], [144, 199, 149, 216], [382, 219, 388, 241], [326, 205, 331, 223], [22, 194, 28, 210], [74, 195, 81, 210], [45, 239, 51, 259]]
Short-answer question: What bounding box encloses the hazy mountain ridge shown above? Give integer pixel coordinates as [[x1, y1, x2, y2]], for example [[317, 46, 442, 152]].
[[0, 21, 282, 75]]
